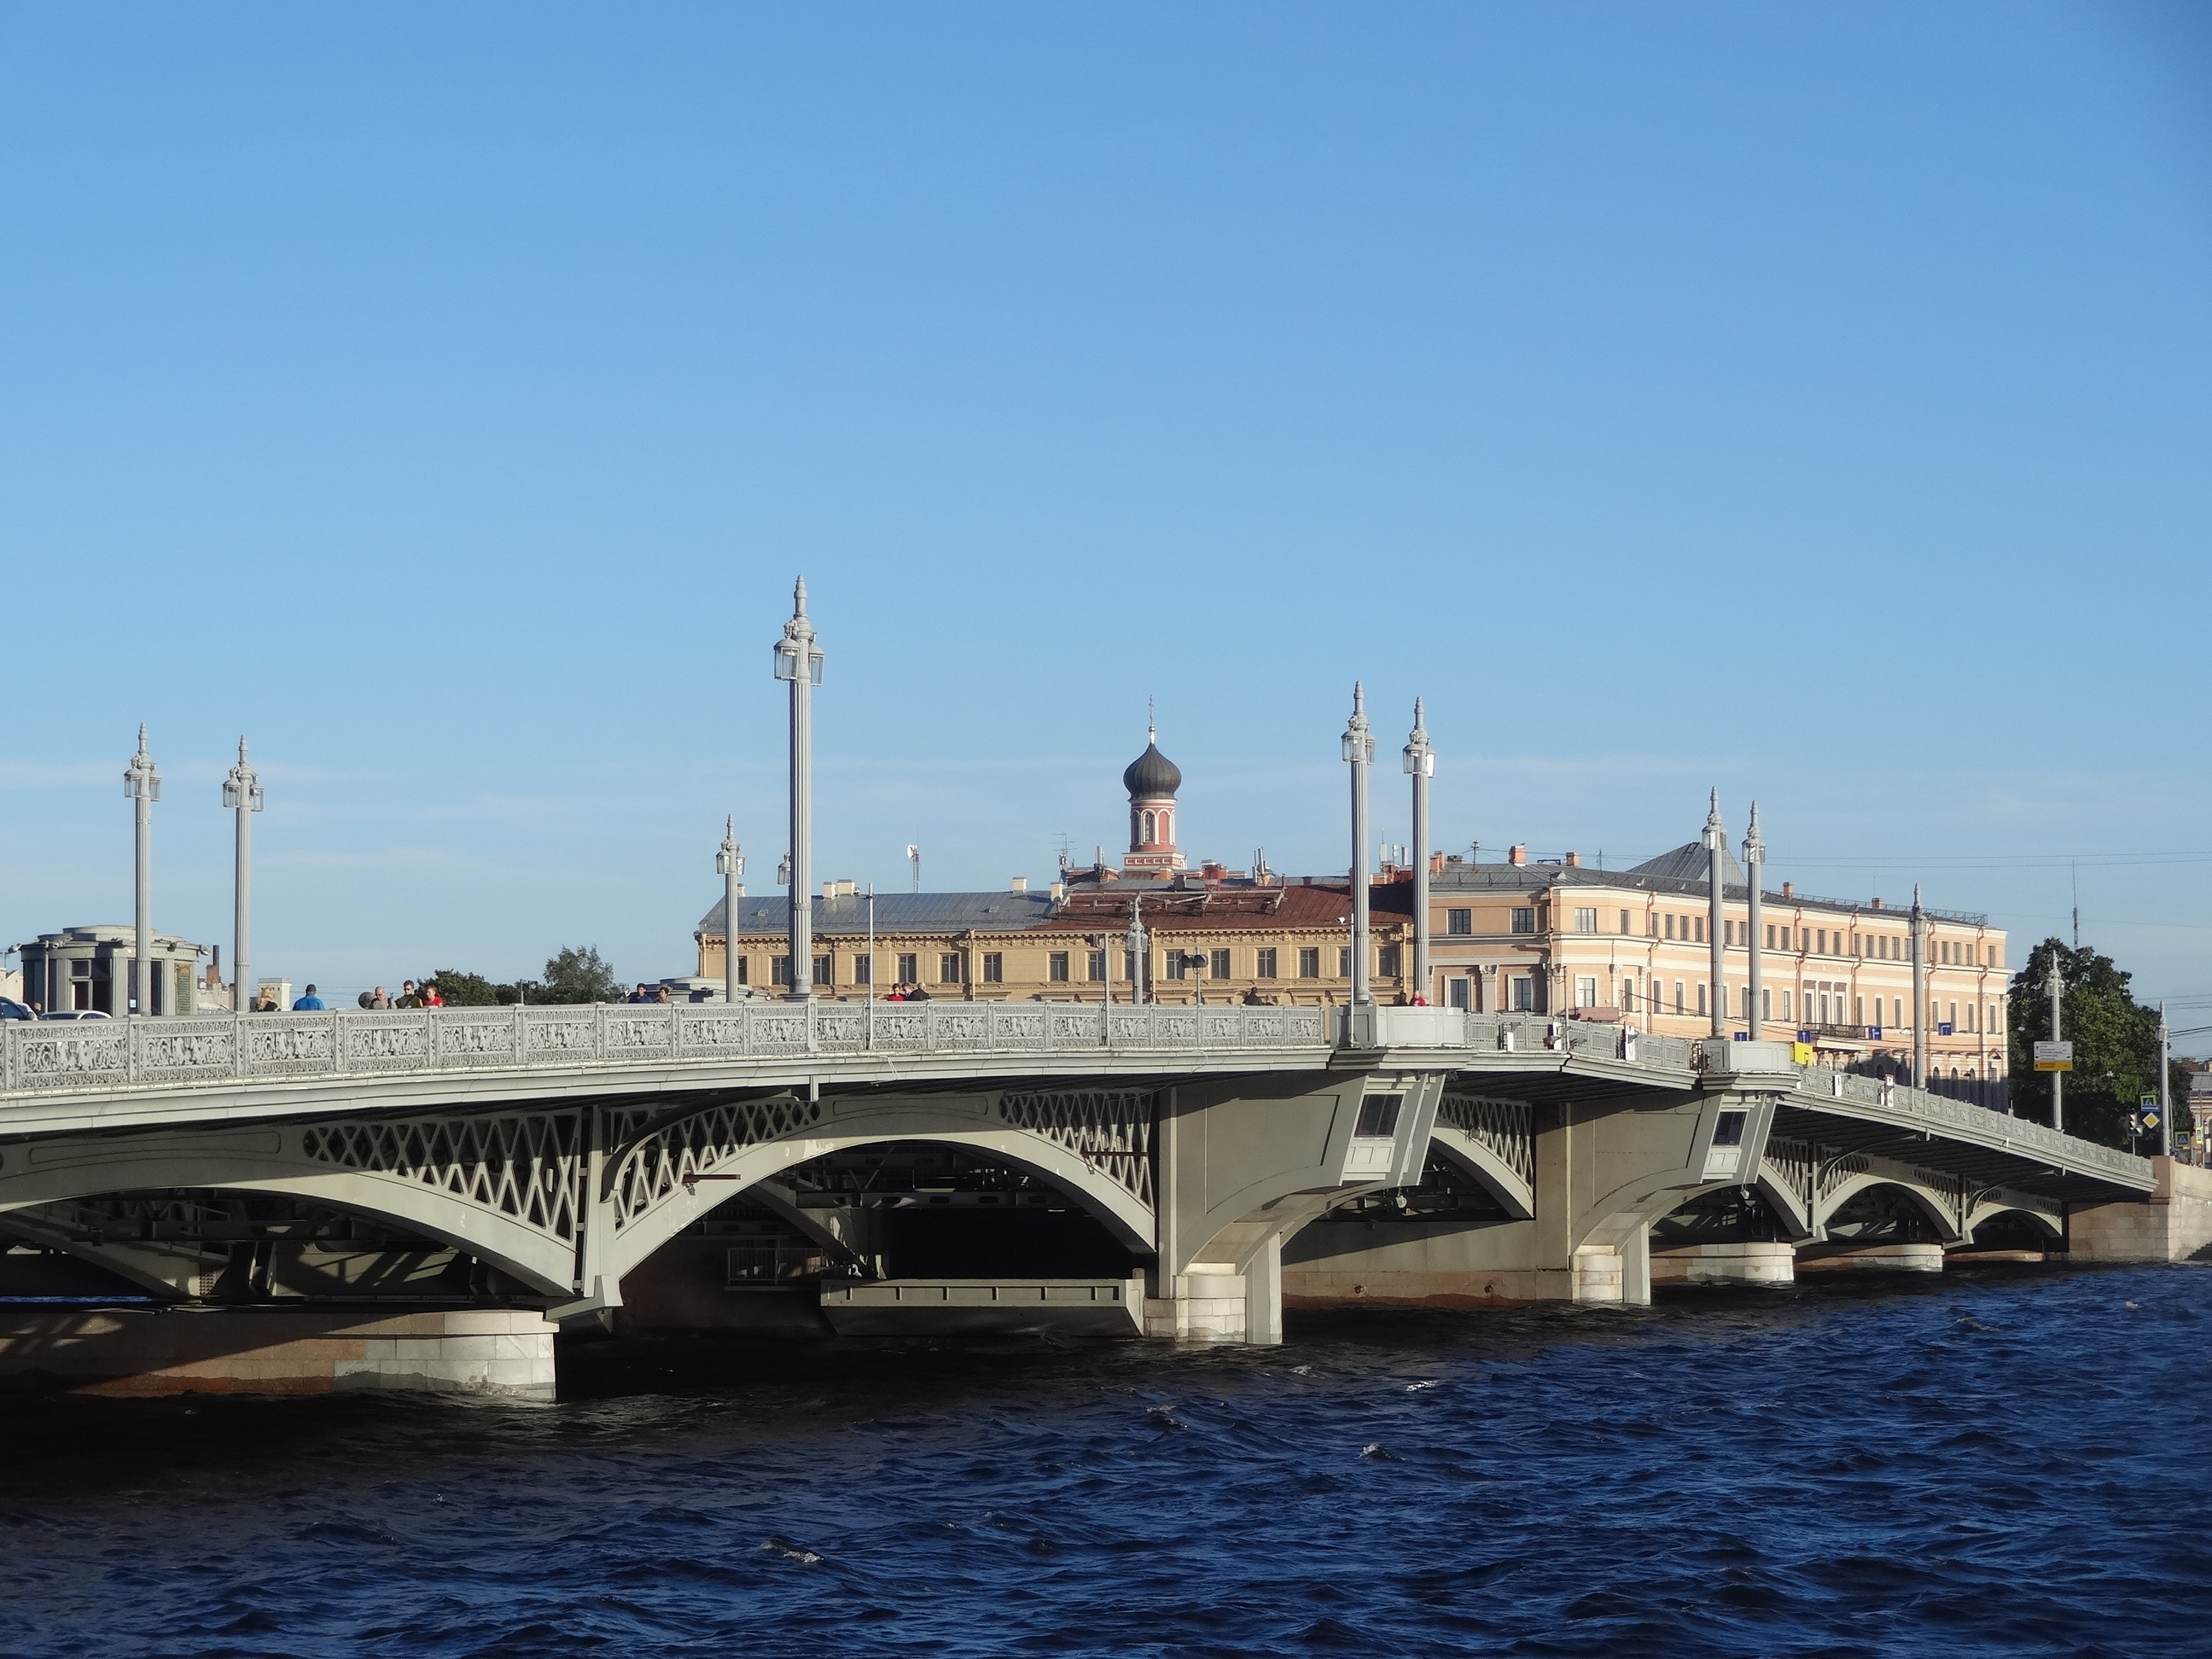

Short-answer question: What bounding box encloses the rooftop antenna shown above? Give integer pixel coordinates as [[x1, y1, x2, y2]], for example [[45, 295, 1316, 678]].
[[906, 842, 922, 894], [1147, 694, 1156, 743], [2070, 860, 2080, 950]]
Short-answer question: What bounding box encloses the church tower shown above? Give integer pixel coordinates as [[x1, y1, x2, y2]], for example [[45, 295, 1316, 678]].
[[1121, 723, 1185, 874]]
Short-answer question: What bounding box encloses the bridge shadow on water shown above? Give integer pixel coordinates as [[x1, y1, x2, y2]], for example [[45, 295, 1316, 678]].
[[0, 1262, 2207, 1659]]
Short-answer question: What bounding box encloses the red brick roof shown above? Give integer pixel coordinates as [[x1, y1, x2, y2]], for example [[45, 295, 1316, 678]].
[[1039, 882, 1412, 934]]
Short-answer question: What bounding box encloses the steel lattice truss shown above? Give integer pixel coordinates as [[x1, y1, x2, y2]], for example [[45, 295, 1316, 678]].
[[996, 1090, 1156, 1207], [1436, 1093, 1534, 1187], [603, 1095, 824, 1231], [300, 1111, 585, 1244]]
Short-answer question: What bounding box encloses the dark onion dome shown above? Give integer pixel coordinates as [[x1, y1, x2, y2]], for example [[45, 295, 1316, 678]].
[[1122, 739, 1182, 800]]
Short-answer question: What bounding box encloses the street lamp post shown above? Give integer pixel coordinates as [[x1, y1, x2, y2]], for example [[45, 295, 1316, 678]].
[[1127, 894, 1149, 1006], [1703, 789, 1726, 1039], [1404, 699, 1434, 1005], [772, 578, 824, 1003], [1343, 684, 1375, 1021], [2159, 1001, 2172, 1158], [124, 726, 160, 1016], [224, 739, 265, 1016], [2045, 952, 2065, 1133], [716, 816, 744, 1007], [1911, 884, 1929, 1091], [1743, 803, 1765, 1039]]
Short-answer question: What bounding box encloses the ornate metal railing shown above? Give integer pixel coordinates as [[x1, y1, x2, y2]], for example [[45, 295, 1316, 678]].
[[0, 1001, 1333, 1097]]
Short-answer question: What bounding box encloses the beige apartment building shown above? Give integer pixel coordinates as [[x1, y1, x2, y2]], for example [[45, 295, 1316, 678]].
[[1419, 841, 2009, 1084]]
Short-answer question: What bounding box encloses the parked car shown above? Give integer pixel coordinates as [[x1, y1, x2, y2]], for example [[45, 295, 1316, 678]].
[[38, 1008, 111, 1021], [0, 997, 35, 1022]]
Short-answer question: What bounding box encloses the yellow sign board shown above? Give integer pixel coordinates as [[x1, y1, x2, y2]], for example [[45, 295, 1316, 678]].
[[2033, 1040, 2074, 1073], [1790, 1041, 1815, 1067]]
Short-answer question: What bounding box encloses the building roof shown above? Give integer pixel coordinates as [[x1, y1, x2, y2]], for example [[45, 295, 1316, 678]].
[[1122, 740, 1181, 800], [1039, 880, 1413, 934], [1627, 841, 1747, 888], [1427, 859, 1988, 926], [698, 891, 1058, 938]]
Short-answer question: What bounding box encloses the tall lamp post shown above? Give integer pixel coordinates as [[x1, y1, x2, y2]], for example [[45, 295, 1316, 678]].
[[1703, 789, 1726, 1038], [1403, 698, 1434, 1006], [2158, 1001, 2171, 1158], [1127, 894, 1149, 1006], [716, 816, 744, 1006], [1743, 802, 1765, 1039], [1343, 684, 1375, 1020], [2045, 952, 2065, 1132], [772, 578, 824, 1002], [224, 738, 265, 1016], [124, 725, 160, 1016], [1911, 884, 1929, 1091]]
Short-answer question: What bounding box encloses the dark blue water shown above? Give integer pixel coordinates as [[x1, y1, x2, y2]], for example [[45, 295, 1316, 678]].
[[3, 1265, 2206, 1657]]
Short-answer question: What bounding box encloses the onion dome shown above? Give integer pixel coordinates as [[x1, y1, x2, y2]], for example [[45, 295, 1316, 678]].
[[1122, 736, 1182, 800]]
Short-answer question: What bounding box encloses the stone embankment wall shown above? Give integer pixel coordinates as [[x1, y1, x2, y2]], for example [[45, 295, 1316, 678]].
[[2071, 1158, 2212, 1264], [0, 1306, 556, 1397]]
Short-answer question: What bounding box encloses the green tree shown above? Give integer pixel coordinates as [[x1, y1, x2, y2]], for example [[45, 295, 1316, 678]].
[[423, 969, 502, 1007], [2007, 939, 2180, 1150], [539, 946, 621, 1005]]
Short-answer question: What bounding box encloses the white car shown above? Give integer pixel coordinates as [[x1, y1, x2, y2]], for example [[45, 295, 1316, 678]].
[[38, 1008, 111, 1021]]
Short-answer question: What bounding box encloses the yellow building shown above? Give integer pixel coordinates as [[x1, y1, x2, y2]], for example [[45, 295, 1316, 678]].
[[1418, 839, 2009, 1086]]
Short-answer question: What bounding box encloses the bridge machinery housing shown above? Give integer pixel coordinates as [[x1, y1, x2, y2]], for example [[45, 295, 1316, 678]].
[[0, 1003, 2174, 1396]]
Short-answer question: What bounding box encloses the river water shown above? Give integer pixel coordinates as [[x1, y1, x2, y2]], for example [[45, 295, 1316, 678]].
[[2, 1264, 2205, 1656]]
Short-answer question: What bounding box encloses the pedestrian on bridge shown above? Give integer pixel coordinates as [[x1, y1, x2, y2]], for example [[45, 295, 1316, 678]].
[[396, 981, 421, 1008], [292, 985, 326, 1010]]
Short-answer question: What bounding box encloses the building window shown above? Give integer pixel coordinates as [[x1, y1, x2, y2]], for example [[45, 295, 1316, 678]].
[[1378, 945, 1402, 978], [981, 953, 1004, 984], [1511, 975, 1534, 1011], [1447, 908, 1472, 937], [1087, 949, 1108, 982], [813, 956, 831, 986], [1142, 810, 1157, 844], [1338, 947, 1353, 977], [1622, 982, 1637, 1013], [1761, 988, 1772, 1020], [1575, 975, 1598, 1009], [1674, 981, 1686, 1016], [1574, 907, 1598, 934], [1048, 952, 1070, 983], [853, 956, 871, 986], [1299, 947, 1321, 979], [1255, 947, 1278, 980], [1664, 915, 1675, 940], [1782, 990, 1792, 1022], [1167, 952, 1190, 981], [1697, 984, 1708, 1016], [897, 952, 918, 985], [939, 952, 963, 985], [1853, 995, 1863, 1026], [1511, 907, 1535, 935], [1211, 948, 1231, 980], [732, 956, 749, 985], [1448, 977, 1470, 1010], [771, 955, 792, 986]]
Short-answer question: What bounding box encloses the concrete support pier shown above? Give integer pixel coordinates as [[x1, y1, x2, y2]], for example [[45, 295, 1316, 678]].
[[1796, 1243, 1943, 1273], [2070, 1158, 2212, 1263], [0, 1306, 557, 1398], [1650, 1241, 1796, 1286]]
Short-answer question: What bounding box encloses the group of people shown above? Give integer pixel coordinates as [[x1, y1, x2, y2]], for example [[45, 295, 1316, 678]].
[[878, 984, 933, 1001], [356, 981, 444, 1010], [626, 983, 675, 1004]]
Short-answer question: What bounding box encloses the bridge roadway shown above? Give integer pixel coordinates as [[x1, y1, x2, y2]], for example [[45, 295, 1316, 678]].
[[0, 1003, 2157, 1394]]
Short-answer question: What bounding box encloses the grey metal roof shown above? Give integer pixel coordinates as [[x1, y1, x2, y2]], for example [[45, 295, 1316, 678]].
[[1426, 859, 1986, 925], [1627, 841, 1747, 888], [698, 890, 1059, 937]]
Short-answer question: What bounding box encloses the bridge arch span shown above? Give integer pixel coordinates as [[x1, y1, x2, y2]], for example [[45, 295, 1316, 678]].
[[598, 1091, 1158, 1289], [0, 1147, 580, 1297], [1816, 1173, 1965, 1243], [1425, 1123, 1534, 1220], [1963, 1198, 2064, 1247]]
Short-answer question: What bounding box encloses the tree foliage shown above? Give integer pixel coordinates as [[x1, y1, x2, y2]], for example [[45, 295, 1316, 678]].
[[424, 969, 502, 1007], [539, 946, 622, 1005], [2007, 939, 2186, 1150]]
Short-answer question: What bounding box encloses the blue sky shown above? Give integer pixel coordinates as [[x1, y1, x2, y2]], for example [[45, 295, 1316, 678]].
[[3, 3, 2209, 1023]]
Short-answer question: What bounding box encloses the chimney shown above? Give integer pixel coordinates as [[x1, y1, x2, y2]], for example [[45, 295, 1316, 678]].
[[1509, 845, 1527, 867], [823, 882, 836, 901], [1011, 876, 1028, 894], [1049, 881, 1066, 902], [1871, 896, 1884, 911], [1564, 852, 1581, 868], [1429, 851, 1444, 876], [1782, 882, 1794, 899]]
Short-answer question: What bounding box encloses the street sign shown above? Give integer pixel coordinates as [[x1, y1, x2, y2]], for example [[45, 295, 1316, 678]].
[[1867, 1026, 1883, 1039], [2144, 1109, 2161, 1132], [2034, 1040, 2074, 1073], [1790, 1041, 1815, 1067], [1937, 1022, 1954, 1036]]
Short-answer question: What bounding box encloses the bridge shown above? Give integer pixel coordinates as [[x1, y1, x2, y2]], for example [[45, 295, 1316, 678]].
[[0, 1001, 2185, 1397]]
